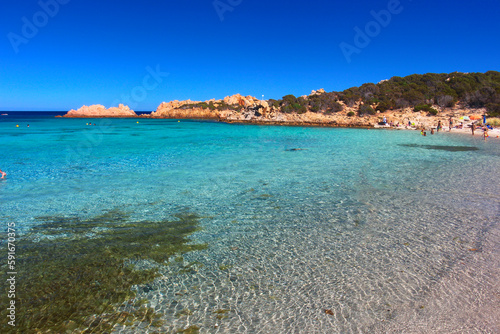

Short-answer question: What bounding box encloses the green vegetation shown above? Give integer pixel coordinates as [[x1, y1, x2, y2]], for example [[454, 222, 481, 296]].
[[271, 71, 499, 116], [336, 71, 500, 116], [0, 210, 208, 333], [177, 101, 243, 112], [280, 94, 307, 114], [176, 325, 200, 333], [278, 93, 343, 114], [213, 309, 231, 320], [358, 104, 376, 116], [177, 71, 500, 117], [413, 104, 439, 115]]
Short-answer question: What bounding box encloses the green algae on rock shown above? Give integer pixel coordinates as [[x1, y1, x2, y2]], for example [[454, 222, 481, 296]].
[[0, 210, 208, 333]]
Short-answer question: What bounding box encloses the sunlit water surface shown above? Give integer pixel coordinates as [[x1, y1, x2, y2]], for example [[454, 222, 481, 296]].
[[1, 114, 499, 333]]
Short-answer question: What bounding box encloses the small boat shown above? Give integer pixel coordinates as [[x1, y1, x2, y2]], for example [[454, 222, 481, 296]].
[[1, 114, 7, 116]]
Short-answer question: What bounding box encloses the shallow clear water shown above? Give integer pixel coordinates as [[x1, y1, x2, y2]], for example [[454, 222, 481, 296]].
[[1, 115, 499, 333]]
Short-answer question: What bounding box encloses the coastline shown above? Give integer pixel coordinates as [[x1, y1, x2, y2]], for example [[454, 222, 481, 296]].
[[59, 95, 500, 140], [60, 108, 500, 139]]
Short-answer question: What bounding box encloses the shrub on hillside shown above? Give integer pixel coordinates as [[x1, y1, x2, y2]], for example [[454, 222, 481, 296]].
[[436, 95, 456, 108], [376, 99, 396, 112], [358, 104, 376, 116], [414, 104, 438, 115], [486, 103, 500, 117]]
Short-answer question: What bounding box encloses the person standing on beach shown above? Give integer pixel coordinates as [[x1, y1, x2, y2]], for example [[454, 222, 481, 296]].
[[0, 169, 6, 179], [471, 123, 475, 135], [449, 117, 453, 131], [437, 120, 442, 132]]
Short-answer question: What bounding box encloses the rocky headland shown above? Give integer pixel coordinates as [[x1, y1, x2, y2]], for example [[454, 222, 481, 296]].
[[143, 92, 347, 125], [191, 90, 486, 129], [62, 71, 499, 131], [63, 93, 490, 130]]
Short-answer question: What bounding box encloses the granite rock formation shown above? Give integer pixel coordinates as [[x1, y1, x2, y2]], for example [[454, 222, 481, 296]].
[[65, 104, 136, 117]]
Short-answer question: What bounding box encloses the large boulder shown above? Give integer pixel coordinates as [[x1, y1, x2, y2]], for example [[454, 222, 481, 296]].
[[223, 94, 246, 106], [260, 100, 269, 109], [64, 104, 136, 117]]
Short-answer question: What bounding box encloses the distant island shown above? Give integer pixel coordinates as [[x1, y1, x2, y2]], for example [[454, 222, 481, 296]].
[[63, 71, 500, 129]]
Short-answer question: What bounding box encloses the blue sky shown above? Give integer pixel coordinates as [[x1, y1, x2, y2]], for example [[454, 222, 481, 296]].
[[1, 0, 499, 111]]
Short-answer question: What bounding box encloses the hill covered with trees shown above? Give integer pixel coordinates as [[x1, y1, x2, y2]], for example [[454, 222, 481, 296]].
[[270, 71, 500, 117]]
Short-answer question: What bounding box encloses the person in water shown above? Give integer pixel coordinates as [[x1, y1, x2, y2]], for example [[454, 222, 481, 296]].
[[0, 169, 6, 179]]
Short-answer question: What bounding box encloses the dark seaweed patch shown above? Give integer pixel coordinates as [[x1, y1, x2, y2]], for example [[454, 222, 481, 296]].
[[399, 144, 479, 152], [0, 209, 207, 333]]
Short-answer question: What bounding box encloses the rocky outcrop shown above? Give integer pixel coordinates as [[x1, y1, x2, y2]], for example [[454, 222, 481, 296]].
[[148, 94, 372, 126], [63, 95, 488, 130], [64, 104, 136, 117], [150, 94, 269, 119], [222, 94, 261, 107], [310, 88, 326, 96], [151, 107, 219, 119], [150, 100, 219, 119]]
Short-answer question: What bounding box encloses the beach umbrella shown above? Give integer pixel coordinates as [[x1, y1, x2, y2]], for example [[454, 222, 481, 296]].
[[460, 116, 470, 121], [470, 115, 481, 120]]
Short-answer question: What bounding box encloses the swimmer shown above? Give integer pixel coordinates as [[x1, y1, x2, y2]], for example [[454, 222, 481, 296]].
[[0, 169, 6, 179]]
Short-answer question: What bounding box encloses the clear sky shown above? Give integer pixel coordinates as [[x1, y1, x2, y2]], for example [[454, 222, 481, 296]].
[[1, 0, 499, 111]]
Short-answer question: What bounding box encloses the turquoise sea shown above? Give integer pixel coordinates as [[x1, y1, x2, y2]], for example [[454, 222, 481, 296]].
[[1, 112, 499, 333]]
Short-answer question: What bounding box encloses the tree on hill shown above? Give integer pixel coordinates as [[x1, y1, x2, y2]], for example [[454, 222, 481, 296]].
[[336, 71, 500, 116]]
